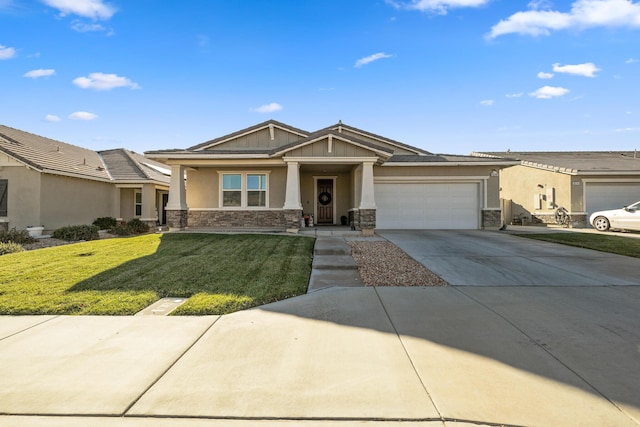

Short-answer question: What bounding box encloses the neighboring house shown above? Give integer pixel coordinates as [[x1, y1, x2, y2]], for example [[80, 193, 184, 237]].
[[0, 124, 170, 233], [473, 151, 640, 227], [145, 120, 517, 233]]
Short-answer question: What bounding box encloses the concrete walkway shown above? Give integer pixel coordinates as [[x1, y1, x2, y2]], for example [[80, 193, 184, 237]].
[[1, 285, 639, 426]]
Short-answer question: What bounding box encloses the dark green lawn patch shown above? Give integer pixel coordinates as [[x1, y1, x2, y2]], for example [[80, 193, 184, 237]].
[[514, 233, 640, 258], [0, 233, 314, 315]]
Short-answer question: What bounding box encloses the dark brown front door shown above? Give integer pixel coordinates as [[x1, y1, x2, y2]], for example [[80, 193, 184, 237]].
[[317, 179, 333, 224]]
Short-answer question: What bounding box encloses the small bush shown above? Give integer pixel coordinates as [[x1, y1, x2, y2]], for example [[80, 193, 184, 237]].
[[0, 228, 36, 245], [52, 225, 100, 242], [92, 217, 117, 230], [112, 218, 150, 236], [0, 241, 25, 255]]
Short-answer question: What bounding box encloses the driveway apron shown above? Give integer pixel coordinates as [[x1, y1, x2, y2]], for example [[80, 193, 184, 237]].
[[378, 230, 640, 286]]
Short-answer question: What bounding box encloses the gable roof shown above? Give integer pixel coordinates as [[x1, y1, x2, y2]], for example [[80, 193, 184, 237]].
[[272, 129, 395, 158], [189, 120, 309, 151], [98, 149, 171, 184], [474, 151, 640, 175], [0, 124, 111, 181]]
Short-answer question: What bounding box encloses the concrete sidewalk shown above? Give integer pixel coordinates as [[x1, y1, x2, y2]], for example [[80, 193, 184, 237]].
[[1, 286, 639, 426]]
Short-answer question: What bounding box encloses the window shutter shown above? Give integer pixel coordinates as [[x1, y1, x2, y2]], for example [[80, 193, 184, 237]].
[[0, 180, 7, 216]]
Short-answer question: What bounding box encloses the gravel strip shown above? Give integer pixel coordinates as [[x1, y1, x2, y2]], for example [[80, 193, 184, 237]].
[[348, 240, 448, 287]]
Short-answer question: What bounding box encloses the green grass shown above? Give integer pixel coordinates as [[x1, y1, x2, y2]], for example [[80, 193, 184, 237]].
[[514, 233, 640, 258], [0, 233, 315, 315]]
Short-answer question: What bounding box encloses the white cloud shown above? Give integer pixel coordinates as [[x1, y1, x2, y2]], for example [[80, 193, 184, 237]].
[[69, 111, 98, 120], [73, 72, 140, 90], [506, 92, 524, 98], [480, 99, 494, 106], [552, 62, 600, 77], [626, 58, 638, 63], [354, 52, 393, 68], [488, 0, 640, 38], [23, 68, 56, 78], [251, 103, 283, 113], [528, 0, 554, 9], [0, 44, 16, 59], [388, 0, 491, 14], [42, 0, 115, 20], [615, 127, 640, 132], [537, 71, 554, 79], [529, 85, 570, 98], [45, 114, 61, 122], [71, 21, 111, 33]]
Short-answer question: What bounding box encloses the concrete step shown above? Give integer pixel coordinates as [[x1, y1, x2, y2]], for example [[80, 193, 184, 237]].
[[312, 255, 357, 270], [313, 237, 352, 256], [307, 269, 363, 292]]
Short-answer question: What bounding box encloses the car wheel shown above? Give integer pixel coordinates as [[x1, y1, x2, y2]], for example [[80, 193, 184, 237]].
[[593, 216, 610, 231]]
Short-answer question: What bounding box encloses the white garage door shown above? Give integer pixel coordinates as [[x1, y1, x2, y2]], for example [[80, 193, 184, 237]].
[[375, 182, 480, 229], [585, 183, 640, 217]]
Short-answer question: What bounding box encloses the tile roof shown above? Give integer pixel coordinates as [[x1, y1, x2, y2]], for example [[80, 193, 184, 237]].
[[0, 124, 111, 181], [475, 151, 640, 174], [0, 124, 170, 184], [98, 149, 170, 183]]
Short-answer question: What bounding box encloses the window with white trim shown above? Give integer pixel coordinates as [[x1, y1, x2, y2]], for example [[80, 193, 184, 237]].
[[220, 172, 268, 208], [134, 190, 142, 216]]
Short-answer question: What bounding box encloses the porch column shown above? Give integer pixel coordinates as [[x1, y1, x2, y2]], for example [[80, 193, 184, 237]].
[[112, 187, 122, 221], [166, 164, 188, 229], [359, 161, 376, 209], [283, 161, 302, 210]]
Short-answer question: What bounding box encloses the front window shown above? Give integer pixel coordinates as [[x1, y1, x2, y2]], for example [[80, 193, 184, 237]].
[[220, 172, 268, 208], [222, 174, 242, 207], [247, 174, 267, 207], [134, 191, 142, 216], [0, 179, 7, 216]]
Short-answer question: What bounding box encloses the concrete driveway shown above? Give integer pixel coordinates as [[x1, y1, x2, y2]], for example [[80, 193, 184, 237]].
[[378, 230, 640, 286]]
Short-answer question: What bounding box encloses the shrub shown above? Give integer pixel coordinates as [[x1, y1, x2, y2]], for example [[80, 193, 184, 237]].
[[92, 217, 117, 230], [0, 228, 36, 245], [52, 225, 100, 242], [0, 241, 25, 255], [112, 218, 150, 236]]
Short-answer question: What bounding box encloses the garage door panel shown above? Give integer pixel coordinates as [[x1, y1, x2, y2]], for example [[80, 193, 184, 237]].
[[376, 183, 479, 229], [585, 183, 640, 216]]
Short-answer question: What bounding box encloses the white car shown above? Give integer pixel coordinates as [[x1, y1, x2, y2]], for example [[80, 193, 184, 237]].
[[590, 200, 640, 232]]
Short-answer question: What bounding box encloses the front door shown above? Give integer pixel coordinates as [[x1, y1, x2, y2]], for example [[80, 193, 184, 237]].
[[317, 179, 334, 224]]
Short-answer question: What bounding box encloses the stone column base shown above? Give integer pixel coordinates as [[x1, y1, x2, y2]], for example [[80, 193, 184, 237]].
[[0, 220, 8, 232], [349, 209, 376, 233], [166, 209, 188, 230], [283, 209, 303, 232]]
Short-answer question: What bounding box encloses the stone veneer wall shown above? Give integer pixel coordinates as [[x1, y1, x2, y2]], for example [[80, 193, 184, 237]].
[[531, 213, 587, 228], [166, 209, 188, 229], [481, 209, 502, 229], [0, 221, 7, 232], [188, 209, 302, 229], [348, 209, 376, 231]]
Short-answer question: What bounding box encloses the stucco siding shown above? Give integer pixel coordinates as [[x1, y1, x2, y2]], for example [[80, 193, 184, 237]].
[[0, 165, 41, 230], [120, 188, 135, 220], [500, 165, 572, 221], [187, 167, 286, 209], [40, 174, 114, 230]]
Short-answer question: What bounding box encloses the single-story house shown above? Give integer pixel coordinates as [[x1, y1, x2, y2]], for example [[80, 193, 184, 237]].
[[145, 120, 517, 233], [473, 151, 640, 227], [0, 124, 170, 233]]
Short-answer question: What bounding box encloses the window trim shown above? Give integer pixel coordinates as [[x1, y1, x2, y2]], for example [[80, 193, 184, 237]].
[[218, 171, 270, 209], [134, 190, 142, 217], [0, 179, 7, 217]]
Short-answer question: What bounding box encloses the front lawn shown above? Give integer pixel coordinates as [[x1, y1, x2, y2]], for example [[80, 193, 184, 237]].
[[0, 233, 315, 315], [514, 232, 640, 258]]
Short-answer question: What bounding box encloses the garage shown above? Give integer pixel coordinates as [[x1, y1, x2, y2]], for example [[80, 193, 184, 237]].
[[375, 182, 480, 229], [584, 182, 640, 217]]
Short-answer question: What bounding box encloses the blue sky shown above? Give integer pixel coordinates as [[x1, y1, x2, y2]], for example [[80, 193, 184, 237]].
[[1, 0, 639, 155]]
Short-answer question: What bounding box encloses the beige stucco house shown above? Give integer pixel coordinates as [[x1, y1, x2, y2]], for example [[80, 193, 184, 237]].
[[0, 125, 170, 233], [473, 151, 640, 227], [146, 120, 516, 233]]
